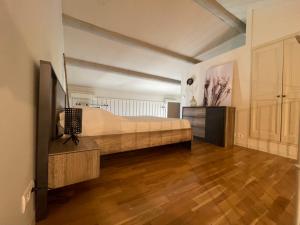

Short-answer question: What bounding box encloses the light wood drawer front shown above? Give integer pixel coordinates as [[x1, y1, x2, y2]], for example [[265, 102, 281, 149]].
[[48, 150, 100, 189], [182, 116, 205, 127], [192, 119, 205, 128], [192, 127, 205, 138], [183, 108, 206, 117], [183, 117, 205, 128]]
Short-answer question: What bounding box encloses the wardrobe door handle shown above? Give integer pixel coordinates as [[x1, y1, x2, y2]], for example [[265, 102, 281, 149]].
[[276, 95, 280, 98], [282, 95, 286, 98]]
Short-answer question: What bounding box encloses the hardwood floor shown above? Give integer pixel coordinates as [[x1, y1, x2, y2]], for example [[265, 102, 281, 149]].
[[38, 141, 297, 225]]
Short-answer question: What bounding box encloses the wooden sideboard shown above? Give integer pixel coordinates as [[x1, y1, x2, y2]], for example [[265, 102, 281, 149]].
[[48, 138, 100, 189], [182, 106, 235, 148]]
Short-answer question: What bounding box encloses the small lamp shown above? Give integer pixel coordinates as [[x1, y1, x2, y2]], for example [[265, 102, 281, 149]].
[[63, 108, 82, 145]]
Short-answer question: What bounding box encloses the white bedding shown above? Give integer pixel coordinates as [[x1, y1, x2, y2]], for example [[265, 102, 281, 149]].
[[60, 107, 191, 137]]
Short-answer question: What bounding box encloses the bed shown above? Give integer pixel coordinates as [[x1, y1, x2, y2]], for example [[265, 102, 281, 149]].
[[36, 61, 192, 220], [59, 107, 192, 155]]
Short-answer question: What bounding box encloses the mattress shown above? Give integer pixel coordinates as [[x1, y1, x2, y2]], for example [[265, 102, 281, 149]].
[[60, 107, 191, 137]]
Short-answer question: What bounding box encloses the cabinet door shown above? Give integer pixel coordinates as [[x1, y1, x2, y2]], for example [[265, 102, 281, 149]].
[[250, 41, 283, 141], [281, 37, 300, 145], [205, 107, 226, 147]]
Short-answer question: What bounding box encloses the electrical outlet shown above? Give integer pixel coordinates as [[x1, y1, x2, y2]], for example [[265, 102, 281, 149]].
[[21, 180, 34, 214]]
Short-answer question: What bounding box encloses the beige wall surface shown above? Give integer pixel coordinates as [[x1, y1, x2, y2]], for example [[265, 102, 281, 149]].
[[251, 0, 300, 48], [182, 1, 300, 159], [182, 46, 251, 148], [0, 0, 64, 225], [68, 85, 179, 102]]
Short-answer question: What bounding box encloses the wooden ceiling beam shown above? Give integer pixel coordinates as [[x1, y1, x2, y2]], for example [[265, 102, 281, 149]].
[[63, 14, 201, 64], [65, 57, 181, 85], [193, 0, 246, 33]]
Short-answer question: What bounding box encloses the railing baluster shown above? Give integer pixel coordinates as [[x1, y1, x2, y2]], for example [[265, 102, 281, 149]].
[[71, 96, 168, 117]]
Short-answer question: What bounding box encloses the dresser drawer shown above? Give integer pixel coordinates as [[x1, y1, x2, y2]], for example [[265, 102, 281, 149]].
[[182, 107, 206, 117], [48, 150, 100, 189], [183, 116, 205, 128], [192, 127, 205, 138]]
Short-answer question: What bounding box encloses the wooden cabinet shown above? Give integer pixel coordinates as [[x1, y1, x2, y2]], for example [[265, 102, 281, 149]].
[[48, 138, 100, 189], [182, 107, 235, 147], [250, 41, 283, 141], [250, 36, 300, 145], [281, 37, 300, 144], [182, 107, 206, 138], [205, 107, 235, 148]]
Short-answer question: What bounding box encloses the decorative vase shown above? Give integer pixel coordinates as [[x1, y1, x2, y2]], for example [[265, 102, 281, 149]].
[[190, 96, 197, 106]]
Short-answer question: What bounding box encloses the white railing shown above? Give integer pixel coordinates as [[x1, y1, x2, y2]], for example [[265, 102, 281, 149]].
[[71, 96, 167, 118]]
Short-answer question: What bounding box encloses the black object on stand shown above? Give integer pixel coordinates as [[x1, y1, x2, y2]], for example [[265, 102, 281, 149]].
[[63, 108, 82, 145]]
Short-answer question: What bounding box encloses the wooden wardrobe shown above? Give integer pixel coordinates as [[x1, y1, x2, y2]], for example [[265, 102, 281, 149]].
[[250, 35, 300, 145]]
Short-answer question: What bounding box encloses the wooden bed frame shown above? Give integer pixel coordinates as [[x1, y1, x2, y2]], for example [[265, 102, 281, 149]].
[[93, 129, 192, 155], [36, 61, 192, 221]]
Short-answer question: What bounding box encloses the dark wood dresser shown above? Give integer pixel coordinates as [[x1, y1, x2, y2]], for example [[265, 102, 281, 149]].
[[182, 106, 235, 147]]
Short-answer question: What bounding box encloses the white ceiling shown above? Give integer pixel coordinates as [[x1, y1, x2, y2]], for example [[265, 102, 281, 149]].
[[67, 64, 181, 97], [62, 0, 252, 98], [63, 0, 238, 58], [217, 0, 283, 22], [64, 25, 191, 80]]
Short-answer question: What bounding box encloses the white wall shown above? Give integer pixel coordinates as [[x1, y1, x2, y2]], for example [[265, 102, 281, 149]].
[[251, 0, 300, 48], [0, 1, 64, 224], [69, 85, 180, 102], [182, 46, 251, 147], [182, 0, 300, 159]]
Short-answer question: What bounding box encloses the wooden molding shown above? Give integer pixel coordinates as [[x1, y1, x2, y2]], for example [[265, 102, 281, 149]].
[[193, 0, 246, 33], [66, 57, 181, 85], [63, 14, 201, 64]]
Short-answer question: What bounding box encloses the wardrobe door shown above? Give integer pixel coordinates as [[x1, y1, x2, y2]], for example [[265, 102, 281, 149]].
[[250, 41, 283, 141], [281, 36, 300, 145]]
